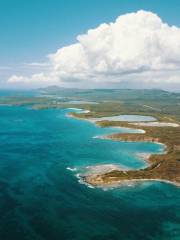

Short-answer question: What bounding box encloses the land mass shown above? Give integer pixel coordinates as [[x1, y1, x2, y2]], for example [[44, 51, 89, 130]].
[[83, 120, 180, 187], [0, 88, 180, 187]]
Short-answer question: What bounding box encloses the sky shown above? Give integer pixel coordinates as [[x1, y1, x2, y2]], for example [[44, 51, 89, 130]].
[[1, 0, 180, 90]]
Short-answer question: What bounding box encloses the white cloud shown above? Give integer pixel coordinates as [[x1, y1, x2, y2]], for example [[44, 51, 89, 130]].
[[8, 75, 28, 83], [8, 72, 58, 85], [7, 10, 180, 88], [23, 62, 51, 67]]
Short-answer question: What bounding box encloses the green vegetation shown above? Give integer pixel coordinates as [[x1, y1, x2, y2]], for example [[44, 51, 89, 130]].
[[85, 121, 180, 186], [1, 88, 180, 121], [0, 88, 180, 186]]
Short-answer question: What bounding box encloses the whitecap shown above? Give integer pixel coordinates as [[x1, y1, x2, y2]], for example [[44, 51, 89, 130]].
[[75, 173, 95, 189], [66, 167, 77, 172]]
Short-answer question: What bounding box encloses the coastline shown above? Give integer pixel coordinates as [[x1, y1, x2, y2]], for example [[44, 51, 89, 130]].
[[68, 109, 180, 188], [83, 176, 180, 188], [68, 112, 147, 133]]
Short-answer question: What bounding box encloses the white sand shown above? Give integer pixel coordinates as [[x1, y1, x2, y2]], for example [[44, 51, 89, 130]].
[[131, 122, 179, 127], [85, 164, 128, 175]]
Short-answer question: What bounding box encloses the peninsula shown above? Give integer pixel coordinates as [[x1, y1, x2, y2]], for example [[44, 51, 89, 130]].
[[82, 120, 180, 187]]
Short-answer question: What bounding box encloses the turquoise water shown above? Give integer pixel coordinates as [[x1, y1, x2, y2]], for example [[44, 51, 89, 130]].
[[0, 104, 179, 240]]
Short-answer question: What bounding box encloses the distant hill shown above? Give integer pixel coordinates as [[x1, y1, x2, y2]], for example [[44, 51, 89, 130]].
[[38, 86, 179, 102]]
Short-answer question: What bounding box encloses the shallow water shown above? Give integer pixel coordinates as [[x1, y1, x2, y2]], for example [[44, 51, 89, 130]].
[[0, 104, 179, 240], [67, 100, 98, 104], [92, 114, 156, 122]]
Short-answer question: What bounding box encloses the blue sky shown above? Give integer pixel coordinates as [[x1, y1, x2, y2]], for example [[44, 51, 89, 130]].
[[1, 0, 180, 89]]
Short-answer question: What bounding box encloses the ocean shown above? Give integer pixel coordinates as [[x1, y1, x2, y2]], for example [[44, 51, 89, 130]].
[[0, 101, 179, 239]]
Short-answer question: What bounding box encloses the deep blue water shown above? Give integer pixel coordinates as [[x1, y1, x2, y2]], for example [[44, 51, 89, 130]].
[[0, 104, 179, 240]]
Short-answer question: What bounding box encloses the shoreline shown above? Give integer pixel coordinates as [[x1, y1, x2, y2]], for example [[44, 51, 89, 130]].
[[68, 112, 147, 133], [68, 109, 180, 188], [83, 176, 180, 188]]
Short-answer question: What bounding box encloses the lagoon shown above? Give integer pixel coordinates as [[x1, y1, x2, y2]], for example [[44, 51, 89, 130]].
[[91, 114, 156, 122]]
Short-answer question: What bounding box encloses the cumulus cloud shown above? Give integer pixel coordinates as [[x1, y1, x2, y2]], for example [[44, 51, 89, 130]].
[[7, 10, 180, 88], [8, 72, 58, 85], [8, 75, 28, 83]]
